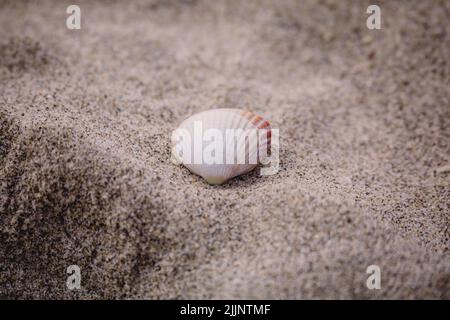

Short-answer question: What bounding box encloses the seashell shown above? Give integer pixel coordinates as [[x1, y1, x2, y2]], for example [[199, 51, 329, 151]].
[[172, 108, 271, 185]]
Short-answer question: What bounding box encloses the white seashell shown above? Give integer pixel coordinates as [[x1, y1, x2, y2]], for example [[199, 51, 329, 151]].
[[172, 108, 272, 185]]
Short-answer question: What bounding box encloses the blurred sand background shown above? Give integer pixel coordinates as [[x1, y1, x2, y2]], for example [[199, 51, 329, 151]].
[[0, 0, 449, 298]]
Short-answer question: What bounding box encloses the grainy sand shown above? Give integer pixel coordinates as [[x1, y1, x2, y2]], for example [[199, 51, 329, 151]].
[[0, 0, 449, 299]]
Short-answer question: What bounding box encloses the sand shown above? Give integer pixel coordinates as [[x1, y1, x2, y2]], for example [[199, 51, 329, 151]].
[[0, 0, 449, 299]]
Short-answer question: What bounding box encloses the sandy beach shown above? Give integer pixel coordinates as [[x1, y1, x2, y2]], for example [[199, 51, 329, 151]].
[[0, 0, 449, 299]]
